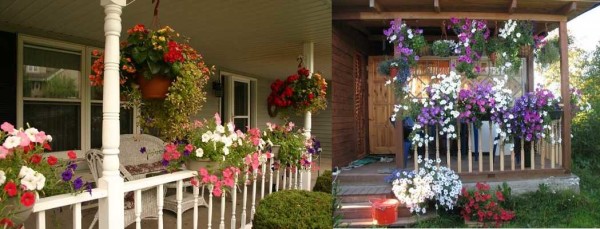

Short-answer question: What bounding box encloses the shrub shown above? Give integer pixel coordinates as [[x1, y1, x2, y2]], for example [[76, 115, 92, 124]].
[[313, 170, 332, 193], [253, 190, 332, 229]]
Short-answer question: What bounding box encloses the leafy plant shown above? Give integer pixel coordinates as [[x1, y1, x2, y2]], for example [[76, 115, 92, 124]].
[[432, 40, 455, 57], [383, 19, 426, 66], [312, 170, 332, 193], [262, 122, 305, 166], [450, 18, 490, 79], [252, 190, 332, 229], [536, 37, 560, 68], [267, 68, 328, 118]]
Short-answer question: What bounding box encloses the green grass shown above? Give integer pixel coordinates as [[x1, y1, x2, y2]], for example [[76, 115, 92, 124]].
[[414, 160, 600, 228]]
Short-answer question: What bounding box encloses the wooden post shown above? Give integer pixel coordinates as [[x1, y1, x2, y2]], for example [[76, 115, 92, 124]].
[[457, 120, 462, 173], [395, 120, 405, 168], [559, 20, 572, 171], [436, 125, 440, 166], [526, 54, 535, 93], [98, 1, 125, 228], [520, 140, 525, 170], [489, 122, 493, 172]]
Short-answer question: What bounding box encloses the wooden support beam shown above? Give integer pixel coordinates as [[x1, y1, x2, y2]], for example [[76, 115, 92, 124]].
[[333, 11, 567, 22], [556, 1, 577, 15], [526, 55, 534, 92], [559, 21, 572, 171], [369, 0, 383, 13], [434, 0, 441, 13], [508, 0, 517, 14]]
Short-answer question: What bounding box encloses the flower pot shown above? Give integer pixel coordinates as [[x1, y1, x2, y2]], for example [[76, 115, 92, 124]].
[[549, 110, 562, 120], [480, 113, 492, 121], [488, 52, 497, 65], [370, 198, 399, 225], [270, 145, 281, 158], [136, 75, 172, 99], [519, 45, 532, 58], [389, 67, 399, 78], [418, 45, 431, 56], [0, 197, 33, 228], [464, 219, 484, 228], [185, 158, 218, 171]]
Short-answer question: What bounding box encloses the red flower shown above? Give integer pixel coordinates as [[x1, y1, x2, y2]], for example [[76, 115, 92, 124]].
[[286, 74, 299, 83], [297, 68, 310, 76], [495, 191, 504, 201], [30, 154, 42, 164], [3, 181, 17, 197], [283, 87, 294, 97], [43, 142, 52, 151], [308, 93, 314, 100], [20, 191, 36, 207], [67, 150, 77, 160], [0, 218, 13, 228], [190, 178, 199, 187], [163, 41, 184, 63], [127, 24, 147, 34], [47, 155, 58, 165]]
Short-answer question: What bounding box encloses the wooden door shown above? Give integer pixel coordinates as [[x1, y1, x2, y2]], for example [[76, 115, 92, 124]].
[[368, 56, 396, 154]]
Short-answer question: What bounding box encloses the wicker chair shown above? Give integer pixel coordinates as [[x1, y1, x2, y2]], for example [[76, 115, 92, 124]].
[[86, 134, 206, 229]]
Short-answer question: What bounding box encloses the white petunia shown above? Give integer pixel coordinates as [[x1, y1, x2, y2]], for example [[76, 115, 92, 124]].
[[195, 148, 204, 158], [223, 147, 230, 156], [0, 170, 5, 186], [3, 136, 21, 149], [24, 128, 39, 142]]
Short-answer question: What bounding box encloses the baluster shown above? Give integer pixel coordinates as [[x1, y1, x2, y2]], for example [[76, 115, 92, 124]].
[[530, 141, 535, 170], [457, 120, 462, 173], [307, 154, 313, 190], [489, 122, 493, 172], [219, 193, 226, 229], [208, 184, 214, 229], [551, 122, 556, 168], [478, 124, 483, 172], [414, 145, 418, 170], [193, 184, 199, 229], [282, 166, 287, 190], [135, 189, 142, 229], [261, 161, 266, 198], [37, 210, 46, 229], [158, 184, 164, 229], [500, 137, 505, 171], [468, 124, 472, 173], [425, 126, 429, 159], [288, 167, 293, 189], [276, 163, 280, 191], [251, 169, 258, 220], [541, 139, 545, 169], [520, 139, 525, 170], [446, 137, 451, 169], [558, 119, 562, 166], [241, 171, 248, 227], [177, 180, 183, 229], [511, 142, 515, 171], [269, 157, 274, 194], [435, 125, 440, 166], [294, 167, 298, 189], [231, 174, 238, 229], [299, 170, 304, 191], [73, 203, 82, 229]]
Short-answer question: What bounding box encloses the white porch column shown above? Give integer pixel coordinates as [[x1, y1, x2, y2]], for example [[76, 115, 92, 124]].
[[303, 42, 314, 191], [99, 0, 125, 228]]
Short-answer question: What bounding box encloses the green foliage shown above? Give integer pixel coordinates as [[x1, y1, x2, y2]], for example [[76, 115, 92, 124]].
[[43, 74, 78, 98], [332, 175, 345, 228], [252, 190, 332, 229], [431, 40, 454, 57], [486, 37, 504, 54], [277, 133, 305, 166], [536, 37, 560, 68], [313, 170, 332, 193]]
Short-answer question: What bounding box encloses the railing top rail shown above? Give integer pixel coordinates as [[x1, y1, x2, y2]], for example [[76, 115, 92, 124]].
[[123, 170, 197, 192], [32, 188, 108, 213]]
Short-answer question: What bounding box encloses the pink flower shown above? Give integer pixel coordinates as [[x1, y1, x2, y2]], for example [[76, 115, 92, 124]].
[[17, 132, 30, 147], [199, 168, 209, 177], [35, 131, 47, 143], [1, 122, 14, 133], [185, 144, 194, 152], [165, 143, 177, 153], [214, 113, 221, 125], [190, 178, 199, 187], [212, 181, 223, 197], [0, 146, 8, 159], [208, 175, 218, 183]]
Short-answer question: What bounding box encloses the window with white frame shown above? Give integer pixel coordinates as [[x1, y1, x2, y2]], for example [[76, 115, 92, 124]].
[[18, 35, 134, 153], [223, 73, 257, 132]]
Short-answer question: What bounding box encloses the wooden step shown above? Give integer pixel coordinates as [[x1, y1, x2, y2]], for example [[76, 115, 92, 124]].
[[338, 212, 437, 228], [338, 185, 392, 203], [337, 202, 373, 219]]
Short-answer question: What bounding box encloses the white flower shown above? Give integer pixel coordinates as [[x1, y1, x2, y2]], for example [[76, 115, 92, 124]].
[[223, 147, 230, 156], [221, 136, 233, 147], [516, 32, 521, 38], [227, 122, 235, 133], [195, 148, 204, 158], [46, 135, 53, 142], [215, 125, 225, 134], [201, 133, 211, 143], [0, 170, 5, 186], [34, 172, 45, 190], [3, 136, 21, 149], [24, 127, 39, 142], [389, 34, 397, 42], [408, 34, 414, 39], [267, 139, 273, 147]]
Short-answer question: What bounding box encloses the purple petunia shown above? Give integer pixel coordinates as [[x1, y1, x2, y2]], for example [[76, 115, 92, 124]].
[[140, 147, 146, 154], [61, 169, 73, 182], [73, 177, 83, 190], [161, 159, 169, 167]]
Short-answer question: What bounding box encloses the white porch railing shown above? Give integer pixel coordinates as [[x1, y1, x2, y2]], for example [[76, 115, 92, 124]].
[[31, 157, 309, 229]]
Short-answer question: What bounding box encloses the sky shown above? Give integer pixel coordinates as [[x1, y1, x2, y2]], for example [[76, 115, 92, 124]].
[[562, 6, 600, 52]]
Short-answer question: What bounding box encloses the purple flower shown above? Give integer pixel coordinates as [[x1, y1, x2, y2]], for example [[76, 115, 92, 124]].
[[62, 169, 73, 182], [140, 147, 146, 154], [161, 159, 169, 166], [85, 182, 93, 195], [183, 149, 191, 157], [73, 177, 83, 190], [68, 161, 78, 170]]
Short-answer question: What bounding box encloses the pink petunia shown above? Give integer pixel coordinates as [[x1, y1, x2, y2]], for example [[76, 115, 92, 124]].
[[1, 122, 14, 133], [214, 113, 221, 125], [185, 144, 194, 152], [35, 131, 47, 143], [0, 146, 8, 159], [17, 132, 30, 147]]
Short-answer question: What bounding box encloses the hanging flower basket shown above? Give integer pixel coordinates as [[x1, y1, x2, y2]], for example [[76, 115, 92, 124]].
[[136, 75, 172, 99], [519, 45, 532, 57], [389, 66, 399, 78], [549, 109, 563, 120]]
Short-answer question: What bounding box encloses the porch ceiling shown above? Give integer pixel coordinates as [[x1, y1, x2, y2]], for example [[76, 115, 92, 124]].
[[0, 0, 332, 80]]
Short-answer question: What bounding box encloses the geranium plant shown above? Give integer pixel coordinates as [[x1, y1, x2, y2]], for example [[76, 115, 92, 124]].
[[262, 122, 305, 167], [191, 167, 241, 197], [390, 156, 462, 214], [383, 19, 426, 67], [0, 123, 92, 227], [90, 24, 212, 142], [458, 182, 515, 227], [449, 18, 490, 79], [267, 68, 328, 118]]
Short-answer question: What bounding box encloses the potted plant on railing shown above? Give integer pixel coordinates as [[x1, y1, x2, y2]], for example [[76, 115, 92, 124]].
[[432, 40, 456, 57], [90, 24, 212, 142], [457, 81, 496, 128], [0, 122, 92, 228], [267, 68, 328, 118], [449, 18, 490, 79]]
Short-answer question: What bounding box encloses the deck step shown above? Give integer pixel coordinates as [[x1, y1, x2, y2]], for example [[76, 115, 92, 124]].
[[337, 185, 392, 203], [337, 202, 373, 219], [337, 212, 437, 228]]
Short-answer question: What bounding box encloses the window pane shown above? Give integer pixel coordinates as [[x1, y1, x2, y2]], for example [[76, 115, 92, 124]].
[[23, 46, 81, 99], [23, 102, 80, 151], [234, 81, 248, 116], [233, 118, 248, 133], [90, 104, 134, 149]]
